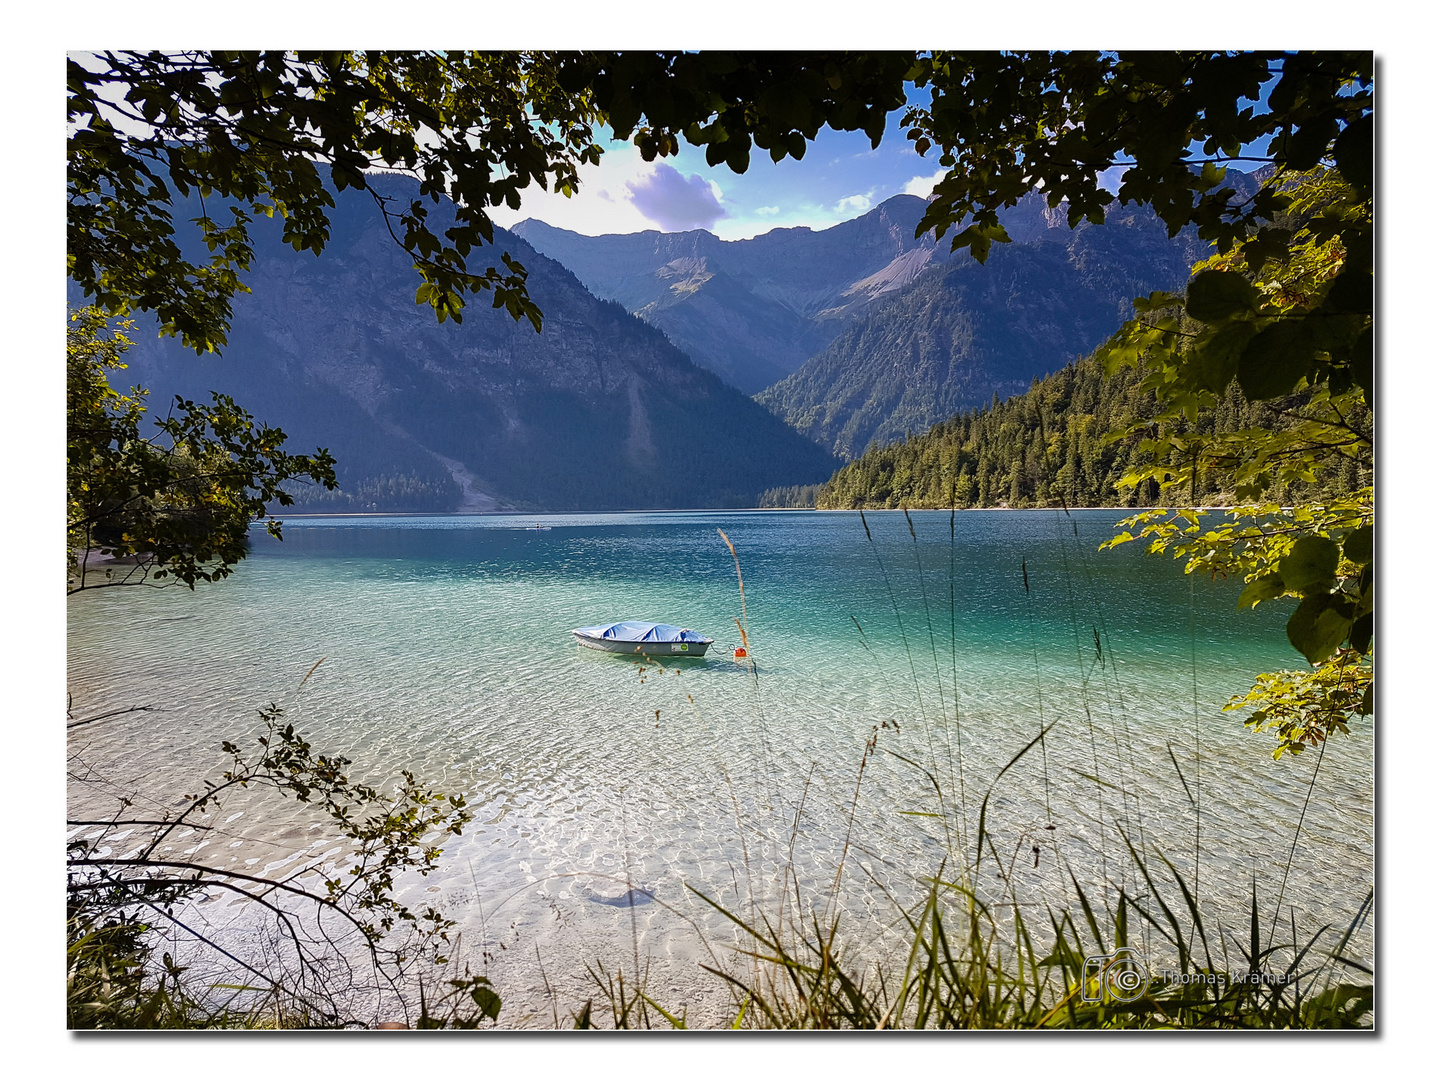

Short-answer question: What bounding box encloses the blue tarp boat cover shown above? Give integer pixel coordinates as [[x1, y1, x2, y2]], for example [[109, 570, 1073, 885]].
[[573, 621, 713, 643]]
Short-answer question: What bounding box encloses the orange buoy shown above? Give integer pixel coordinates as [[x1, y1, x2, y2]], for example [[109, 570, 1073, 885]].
[[734, 647, 748, 659]]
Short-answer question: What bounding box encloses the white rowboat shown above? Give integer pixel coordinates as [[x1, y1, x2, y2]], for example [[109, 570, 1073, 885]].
[[572, 621, 713, 657]]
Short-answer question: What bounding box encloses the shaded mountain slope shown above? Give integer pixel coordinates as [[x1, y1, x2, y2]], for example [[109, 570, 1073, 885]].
[[106, 176, 841, 512]]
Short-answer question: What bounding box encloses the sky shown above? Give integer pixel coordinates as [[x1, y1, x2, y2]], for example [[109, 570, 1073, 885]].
[[490, 95, 951, 240]]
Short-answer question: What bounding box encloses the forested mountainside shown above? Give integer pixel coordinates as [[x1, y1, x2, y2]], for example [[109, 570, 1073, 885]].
[[815, 354, 1372, 510], [102, 175, 840, 513], [758, 204, 1214, 459]]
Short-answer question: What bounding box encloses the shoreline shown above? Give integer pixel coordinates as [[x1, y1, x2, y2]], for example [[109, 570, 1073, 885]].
[[263, 505, 1160, 520]]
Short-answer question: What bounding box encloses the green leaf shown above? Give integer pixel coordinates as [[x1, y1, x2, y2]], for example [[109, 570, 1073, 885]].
[[1185, 270, 1260, 323], [470, 984, 501, 1021], [1194, 320, 1259, 392], [1278, 535, 1341, 595], [1343, 525, 1372, 566], [1286, 594, 1353, 664], [1332, 113, 1373, 195], [1280, 116, 1339, 172], [1237, 573, 1286, 610], [1132, 290, 1180, 314], [1237, 320, 1315, 400], [1242, 227, 1294, 271], [1326, 268, 1372, 316], [1349, 611, 1373, 655]]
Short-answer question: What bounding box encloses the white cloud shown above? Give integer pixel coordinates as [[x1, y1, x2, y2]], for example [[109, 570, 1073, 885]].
[[901, 168, 948, 198], [625, 163, 728, 231], [489, 144, 664, 236], [834, 193, 872, 214], [755, 205, 780, 216], [488, 145, 735, 236]]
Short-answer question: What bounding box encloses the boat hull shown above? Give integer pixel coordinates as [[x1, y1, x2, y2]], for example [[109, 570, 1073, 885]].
[[573, 633, 710, 657]]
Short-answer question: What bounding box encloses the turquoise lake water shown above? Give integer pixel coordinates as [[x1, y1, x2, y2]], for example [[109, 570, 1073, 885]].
[[66, 509, 1374, 1025]]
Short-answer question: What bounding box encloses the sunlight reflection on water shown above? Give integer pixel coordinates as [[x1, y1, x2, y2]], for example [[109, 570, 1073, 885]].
[[67, 510, 1373, 1026]]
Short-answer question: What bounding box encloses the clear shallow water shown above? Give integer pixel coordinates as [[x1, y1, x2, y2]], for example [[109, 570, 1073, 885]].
[[67, 510, 1373, 1025]]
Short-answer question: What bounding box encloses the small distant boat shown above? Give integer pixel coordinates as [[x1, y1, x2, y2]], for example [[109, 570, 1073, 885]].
[[572, 620, 713, 657], [525, 524, 552, 530]]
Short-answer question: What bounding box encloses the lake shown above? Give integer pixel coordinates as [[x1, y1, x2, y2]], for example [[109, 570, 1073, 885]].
[[66, 509, 1374, 1026]]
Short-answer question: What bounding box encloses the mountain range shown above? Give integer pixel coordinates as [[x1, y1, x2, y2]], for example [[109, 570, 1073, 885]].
[[100, 176, 842, 513], [515, 190, 1218, 456], [95, 172, 1236, 512], [513, 195, 942, 394], [757, 202, 1214, 457]]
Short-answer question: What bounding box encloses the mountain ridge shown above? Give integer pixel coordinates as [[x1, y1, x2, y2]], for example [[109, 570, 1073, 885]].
[[100, 175, 841, 513], [757, 205, 1213, 458], [510, 187, 1213, 404], [513, 195, 942, 391]]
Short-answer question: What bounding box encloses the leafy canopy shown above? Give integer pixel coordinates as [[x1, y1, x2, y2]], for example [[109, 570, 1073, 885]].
[[70, 50, 1371, 361], [903, 52, 1371, 267], [68, 50, 928, 354], [69, 51, 608, 349], [1092, 172, 1371, 755]]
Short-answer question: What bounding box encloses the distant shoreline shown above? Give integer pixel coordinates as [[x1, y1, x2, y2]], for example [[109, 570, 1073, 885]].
[[264, 505, 1148, 520]]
